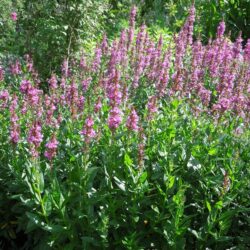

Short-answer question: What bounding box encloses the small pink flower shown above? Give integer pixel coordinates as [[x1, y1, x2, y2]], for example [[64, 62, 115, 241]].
[[0, 90, 9, 108], [27, 87, 41, 106], [217, 21, 225, 38], [94, 97, 102, 113], [48, 74, 58, 89], [108, 106, 123, 130], [10, 129, 20, 144], [219, 98, 230, 110], [77, 96, 85, 112], [0, 66, 5, 81], [126, 108, 139, 131], [147, 96, 158, 120], [20, 79, 32, 94], [80, 55, 86, 69], [11, 12, 17, 21], [9, 95, 20, 144], [44, 134, 59, 161], [129, 5, 137, 27], [62, 59, 69, 77], [82, 78, 92, 92], [10, 60, 21, 75], [27, 121, 43, 158], [81, 117, 96, 143]]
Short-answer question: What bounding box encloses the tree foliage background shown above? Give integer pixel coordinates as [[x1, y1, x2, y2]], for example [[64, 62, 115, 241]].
[[1, 0, 249, 79]]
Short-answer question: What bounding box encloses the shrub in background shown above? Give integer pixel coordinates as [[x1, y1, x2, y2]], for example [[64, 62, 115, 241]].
[[1, 0, 109, 80], [108, 0, 250, 43]]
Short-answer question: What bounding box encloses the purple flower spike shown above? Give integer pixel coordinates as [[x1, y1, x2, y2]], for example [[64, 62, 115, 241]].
[[126, 108, 139, 132], [81, 117, 96, 143], [44, 134, 59, 161], [108, 106, 123, 131]]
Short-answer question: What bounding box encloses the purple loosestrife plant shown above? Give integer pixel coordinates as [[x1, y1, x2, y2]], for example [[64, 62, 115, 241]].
[[244, 39, 250, 62], [10, 60, 21, 75], [27, 121, 43, 158], [10, 12, 17, 21], [82, 78, 92, 92], [126, 107, 139, 132], [48, 74, 58, 90], [44, 134, 59, 161], [108, 106, 123, 131], [9, 94, 20, 144], [0, 5, 249, 250], [81, 116, 96, 144], [0, 66, 5, 81], [101, 33, 109, 54], [0, 5, 249, 155], [147, 96, 158, 120], [24, 54, 34, 73], [107, 69, 122, 107], [92, 46, 102, 72], [217, 21, 226, 39], [0, 90, 9, 109], [94, 96, 102, 113]]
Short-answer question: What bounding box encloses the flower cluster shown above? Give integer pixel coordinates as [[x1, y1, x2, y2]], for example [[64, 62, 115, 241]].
[[126, 108, 139, 131], [81, 117, 96, 143], [9, 94, 20, 144], [27, 121, 43, 158], [0, 5, 249, 162], [44, 134, 59, 161], [108, 107, 123, 131], [11, 12, 17, 22]]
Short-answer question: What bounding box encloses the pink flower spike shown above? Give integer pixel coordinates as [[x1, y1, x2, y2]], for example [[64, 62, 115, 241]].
[[126, 108, 139, 132], [27, 121, 43, 158], [48, 74, 58, 89], [44, 134, 59, 161], [94, 97, 102, 113], [217, 21, 226, 38], [81, 117, 96, 143], [11, 12, 17, 21], [108, 106, 123, 130]]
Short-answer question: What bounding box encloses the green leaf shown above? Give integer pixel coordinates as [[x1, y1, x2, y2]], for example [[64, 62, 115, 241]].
[[151, 205, 160, 214], [86, 167, 99, 190], [215, 200, 223, 210], [187, 156, 201, 170], [124, 153, 133, 167], [139, 172, 147, 184], [25, 212, 45, 233], [133, 216, 139, 223], [43, 224, 66, 233], [39, 171, 44, 192], [113, 176, 126, 191], [206, 200, 212, 212], [208, 148, 218, 155], [188, 228, 201, 240], [171, 99, 180, 109], [43, 192, 52, 216], [168, 175, 175, 188]]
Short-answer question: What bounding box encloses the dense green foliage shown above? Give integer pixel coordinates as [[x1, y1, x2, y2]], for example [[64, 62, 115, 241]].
[[1, 101, 250, 249], [1, 0, 109, 79], [109, 0, 250, 41]]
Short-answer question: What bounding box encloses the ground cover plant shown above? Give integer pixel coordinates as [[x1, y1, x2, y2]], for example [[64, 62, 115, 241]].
[[0, 5, 250, 250]]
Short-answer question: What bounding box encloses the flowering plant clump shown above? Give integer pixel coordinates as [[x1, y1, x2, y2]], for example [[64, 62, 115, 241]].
[[0, 6, 249, 250]]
